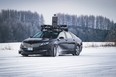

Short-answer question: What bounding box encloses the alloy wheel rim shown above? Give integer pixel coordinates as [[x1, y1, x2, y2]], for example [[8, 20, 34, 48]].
[[76, 46, 80, 55]]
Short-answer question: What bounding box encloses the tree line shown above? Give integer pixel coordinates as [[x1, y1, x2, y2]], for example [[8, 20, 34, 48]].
[[0, 10, 44, 42], [57, 13, 114, 30], [0, 10, 116, 42], [56, 13, 116, 42]]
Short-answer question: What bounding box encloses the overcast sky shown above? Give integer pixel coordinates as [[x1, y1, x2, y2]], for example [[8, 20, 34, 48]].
[[0, 0, 116, 24]]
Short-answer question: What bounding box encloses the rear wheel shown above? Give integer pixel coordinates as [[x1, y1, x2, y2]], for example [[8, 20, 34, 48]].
[[73, 45, 80, 56]]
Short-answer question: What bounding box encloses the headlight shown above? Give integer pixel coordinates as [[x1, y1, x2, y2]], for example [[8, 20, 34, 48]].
[[40, 42, 49, 46]]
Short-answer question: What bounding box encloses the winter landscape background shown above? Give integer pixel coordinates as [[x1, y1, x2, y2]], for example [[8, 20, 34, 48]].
[[0, 10, 116, 43], [0, 0, 116, 42], [0, 0, 116, 77]]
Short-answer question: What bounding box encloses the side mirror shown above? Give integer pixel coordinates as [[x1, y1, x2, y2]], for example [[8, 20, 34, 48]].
[[57, 37, 64, 41], [59, 37, 64, 39], [30, 36, 33, 38]]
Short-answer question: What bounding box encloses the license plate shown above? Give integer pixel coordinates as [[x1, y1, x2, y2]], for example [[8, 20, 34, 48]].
[[27, 47, 33, 51]]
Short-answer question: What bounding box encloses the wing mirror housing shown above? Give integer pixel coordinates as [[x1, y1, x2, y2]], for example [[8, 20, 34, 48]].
[[30, 35, 33, 38], [57, 37, 64, 41], [59, 37, 64, 39]]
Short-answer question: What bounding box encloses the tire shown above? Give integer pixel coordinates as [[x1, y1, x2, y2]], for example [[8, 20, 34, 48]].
[[42, 51, 50, 56], [54, 45, 59, 56], [50, 45, 59, 57], [73, 45, 80, 56]]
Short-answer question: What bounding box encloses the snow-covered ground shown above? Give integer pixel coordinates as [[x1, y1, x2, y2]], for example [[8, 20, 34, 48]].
[[0, 42, 20, 50], [0, 42, 115, 50], [0, 42, 116, 77], [83, 42, 115, 47]]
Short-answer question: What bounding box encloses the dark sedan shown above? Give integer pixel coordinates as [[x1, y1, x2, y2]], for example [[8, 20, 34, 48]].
[[19, 30, 82, 57]]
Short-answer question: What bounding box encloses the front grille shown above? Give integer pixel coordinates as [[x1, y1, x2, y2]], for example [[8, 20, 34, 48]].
[[23, 43, 41, 48]]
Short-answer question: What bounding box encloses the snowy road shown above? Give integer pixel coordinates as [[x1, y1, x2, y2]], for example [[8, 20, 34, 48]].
[[0, 47, 116, 77]]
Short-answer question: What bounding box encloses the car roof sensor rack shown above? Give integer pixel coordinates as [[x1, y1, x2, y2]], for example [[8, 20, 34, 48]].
[[41, 14, 68, 32], [59, 25, 68, 31], [41, 25, 68, 32]]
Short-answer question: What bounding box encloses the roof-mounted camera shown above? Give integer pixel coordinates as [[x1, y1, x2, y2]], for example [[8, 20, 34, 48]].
[[41, 14, 68, 32]]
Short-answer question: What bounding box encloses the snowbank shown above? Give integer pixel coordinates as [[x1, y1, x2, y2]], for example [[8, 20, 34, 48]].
[[0, 42, 115, 50], [83, 42, 115, 48], [0, 42, 21, 50]]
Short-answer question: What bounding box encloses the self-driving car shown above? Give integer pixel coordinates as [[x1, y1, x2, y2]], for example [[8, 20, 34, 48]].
[[19, 15, 82, 57], [19, 27, 82, 57]]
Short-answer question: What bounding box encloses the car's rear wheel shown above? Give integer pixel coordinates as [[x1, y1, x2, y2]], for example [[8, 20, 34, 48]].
[[73, 45, 80, 56]]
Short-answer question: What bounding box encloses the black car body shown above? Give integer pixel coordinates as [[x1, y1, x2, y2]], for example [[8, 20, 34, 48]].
[[19, 30, 82, 57]]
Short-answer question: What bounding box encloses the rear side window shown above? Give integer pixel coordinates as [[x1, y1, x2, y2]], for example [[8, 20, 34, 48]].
[[69, 32, 78, 39], [70, 32, 82, 42]]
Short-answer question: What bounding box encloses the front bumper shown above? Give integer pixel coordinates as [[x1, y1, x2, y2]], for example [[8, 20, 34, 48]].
[[19, 45, 51, 55]]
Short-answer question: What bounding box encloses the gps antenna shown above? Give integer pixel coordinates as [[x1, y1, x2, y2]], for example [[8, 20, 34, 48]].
[[52, 14, 58, 27]]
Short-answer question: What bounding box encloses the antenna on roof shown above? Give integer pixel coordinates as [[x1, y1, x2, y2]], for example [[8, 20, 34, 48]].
[[52, 14, 58, 27]]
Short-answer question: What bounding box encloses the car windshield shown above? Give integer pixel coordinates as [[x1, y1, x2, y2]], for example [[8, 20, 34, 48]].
[[32, 31, 59, 39]]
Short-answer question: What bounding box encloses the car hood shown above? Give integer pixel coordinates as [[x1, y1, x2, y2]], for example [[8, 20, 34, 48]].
[[23, 38, 50, 44]]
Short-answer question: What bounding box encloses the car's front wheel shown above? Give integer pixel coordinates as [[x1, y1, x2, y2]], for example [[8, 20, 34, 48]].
[[50, 45, 59, 57]]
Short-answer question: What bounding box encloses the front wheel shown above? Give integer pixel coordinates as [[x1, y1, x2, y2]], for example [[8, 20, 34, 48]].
[[50, 45, 59, 57]]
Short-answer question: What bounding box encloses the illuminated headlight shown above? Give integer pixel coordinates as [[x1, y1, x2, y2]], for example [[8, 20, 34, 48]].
[[40, 42, 49, 46]]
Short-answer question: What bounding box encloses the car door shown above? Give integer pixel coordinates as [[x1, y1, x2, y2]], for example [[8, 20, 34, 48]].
[[65, 32, 76, 51], [57, 31, 68, 51], [57, 31, 75, 52]]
